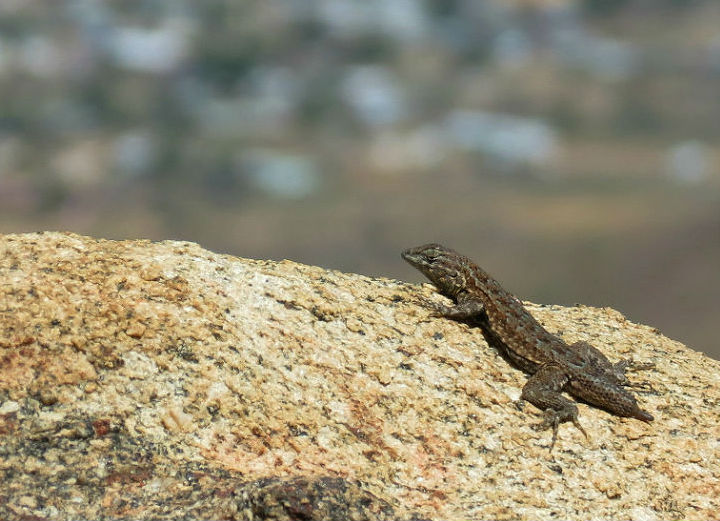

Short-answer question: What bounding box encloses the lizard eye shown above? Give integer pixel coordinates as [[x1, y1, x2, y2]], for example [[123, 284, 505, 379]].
[[424, 248, 440, 260]]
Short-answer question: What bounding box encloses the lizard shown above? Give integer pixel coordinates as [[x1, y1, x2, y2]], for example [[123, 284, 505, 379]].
[[402, 243, 654, 451]]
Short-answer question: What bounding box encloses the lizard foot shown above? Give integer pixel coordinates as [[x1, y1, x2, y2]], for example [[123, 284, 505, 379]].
[[620, 360, 656, 372], [614, 360, 656, 391], [415, 297, 453, 318], [531, 411, 561, 452], [532, 409, 588, 452]]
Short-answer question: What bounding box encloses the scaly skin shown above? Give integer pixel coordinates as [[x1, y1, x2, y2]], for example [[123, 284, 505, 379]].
[[402, 243, 653, 451]]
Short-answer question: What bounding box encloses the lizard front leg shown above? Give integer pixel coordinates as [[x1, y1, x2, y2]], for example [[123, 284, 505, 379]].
[[520, 364, 587, 452], [432, 296, 485, 320]]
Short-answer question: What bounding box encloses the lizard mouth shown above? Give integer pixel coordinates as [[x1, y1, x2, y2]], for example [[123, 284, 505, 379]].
[[401, 249, 423, 268]]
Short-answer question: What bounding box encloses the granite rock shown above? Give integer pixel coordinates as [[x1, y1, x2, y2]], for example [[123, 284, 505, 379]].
[[1, 232, 718, 520]]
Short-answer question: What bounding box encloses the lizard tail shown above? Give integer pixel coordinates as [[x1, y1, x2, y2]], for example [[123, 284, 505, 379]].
[[634, 409, 654, 422]]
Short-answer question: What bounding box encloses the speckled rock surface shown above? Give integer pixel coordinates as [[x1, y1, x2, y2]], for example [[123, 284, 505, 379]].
[[1, 232, 718, 520]]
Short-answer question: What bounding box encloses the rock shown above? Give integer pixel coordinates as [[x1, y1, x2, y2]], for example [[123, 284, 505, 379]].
[[0, 231, 718, 520]]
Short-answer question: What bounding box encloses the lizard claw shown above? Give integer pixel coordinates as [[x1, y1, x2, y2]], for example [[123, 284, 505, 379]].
[[624, 360, 656, 372], [572, 417, 588, 439], [415, 297, 445, 317], [531, 410, 587, 452], [614, 359, 656, 391], [531, 411, 560, 452]]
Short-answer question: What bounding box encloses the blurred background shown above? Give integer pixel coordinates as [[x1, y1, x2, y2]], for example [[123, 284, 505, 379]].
[[0, 0, 718, 359]]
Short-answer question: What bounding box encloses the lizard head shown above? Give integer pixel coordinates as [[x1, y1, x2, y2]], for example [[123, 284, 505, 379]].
[[401, 243, 468, 298]]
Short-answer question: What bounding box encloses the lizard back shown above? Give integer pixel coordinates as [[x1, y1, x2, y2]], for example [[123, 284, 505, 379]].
[[402, 243, 587, 371]]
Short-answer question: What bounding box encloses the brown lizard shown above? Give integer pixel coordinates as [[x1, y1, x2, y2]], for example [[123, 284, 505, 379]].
[[402, 243, 653, 451]]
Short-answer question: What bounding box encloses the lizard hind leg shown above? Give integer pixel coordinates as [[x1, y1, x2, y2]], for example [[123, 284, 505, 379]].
[[521, 364, 587, 452]]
